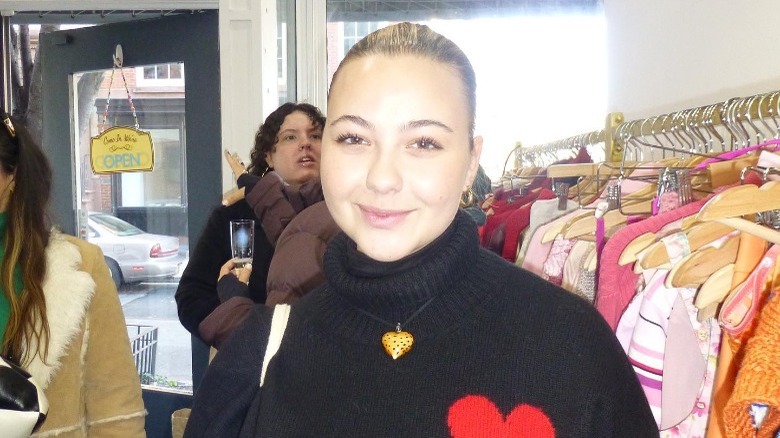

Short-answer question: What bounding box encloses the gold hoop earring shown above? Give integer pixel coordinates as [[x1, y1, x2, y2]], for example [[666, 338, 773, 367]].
[[460, 187, 475, 208]]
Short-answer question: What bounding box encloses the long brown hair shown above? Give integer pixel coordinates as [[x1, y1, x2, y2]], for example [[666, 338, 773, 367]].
[[0, 112, 52, 365]]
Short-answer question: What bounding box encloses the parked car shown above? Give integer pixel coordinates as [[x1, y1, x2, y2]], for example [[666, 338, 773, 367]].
[[87, 212, 185, 288]]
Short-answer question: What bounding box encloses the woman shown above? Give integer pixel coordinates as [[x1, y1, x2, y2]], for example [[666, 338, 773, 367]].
[[185, 23, 656, 436], [175, 102, 327, 347], [0, 111, 145, 436]]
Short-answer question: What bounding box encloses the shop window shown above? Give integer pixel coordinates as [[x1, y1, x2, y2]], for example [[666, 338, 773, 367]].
[[278, 0, 297, 104], [325, 1, 606, 180], [341, 21, 382, 57], [136, 63, 185, 88]]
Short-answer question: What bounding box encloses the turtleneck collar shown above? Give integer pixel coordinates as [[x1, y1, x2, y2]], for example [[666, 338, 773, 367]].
[[344, 218, 456, 279], [313, 210, 484, 344]]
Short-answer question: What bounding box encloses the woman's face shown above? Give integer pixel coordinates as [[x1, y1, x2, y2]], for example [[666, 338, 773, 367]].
[[265, 110, 323, 185], [322, 54, 482, 262]]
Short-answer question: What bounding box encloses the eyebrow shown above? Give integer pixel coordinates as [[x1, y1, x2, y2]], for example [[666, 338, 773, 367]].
[[330, 115, 453, 133], [401, 119, 454, 133], [279, 126, 322, 135], [329, 115, 375, 130]]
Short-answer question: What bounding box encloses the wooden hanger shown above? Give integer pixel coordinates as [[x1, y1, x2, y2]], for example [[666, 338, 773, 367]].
[[706, 154, 760, 188], [617, 231, 657, 266], [696, 180, 780, 221], [696, 180, 780, 244], [585, 244, 598, 272], [697, 302, 719, 322], [694, 264, 736, 310], [715, 218, 780, 244], [546, 161, 640, 179], [695, 231, 768, 321], [639, 221, 735, 270], [665, 232, 740, 288], [680, 215, 698, 231], [540, 209, 592, 243], [562, 184, 656, 240]]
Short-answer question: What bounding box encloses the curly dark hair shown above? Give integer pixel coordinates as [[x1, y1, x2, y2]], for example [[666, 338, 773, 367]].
[[247, 102, 326, 176]]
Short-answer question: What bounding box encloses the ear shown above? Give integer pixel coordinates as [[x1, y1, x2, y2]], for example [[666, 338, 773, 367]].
[[464, 135, 483, 188], [264, 150, 275, 169]]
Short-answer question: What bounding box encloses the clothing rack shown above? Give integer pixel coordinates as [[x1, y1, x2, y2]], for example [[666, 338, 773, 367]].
[[513, 129, 604, 169], [488, 88, 780, 438], [509, 89, 780, 180], [610, 90, 780, 162]]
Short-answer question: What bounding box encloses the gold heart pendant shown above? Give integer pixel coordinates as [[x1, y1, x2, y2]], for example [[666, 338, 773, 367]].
[[381, 330, 414, 360]]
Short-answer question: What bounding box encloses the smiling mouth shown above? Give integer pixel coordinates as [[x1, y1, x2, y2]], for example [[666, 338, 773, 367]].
[[359, 206, 411, 229], [298, 155, 316, 164]]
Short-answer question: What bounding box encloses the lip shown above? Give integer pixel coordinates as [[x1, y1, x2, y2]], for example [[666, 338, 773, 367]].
[[297, 154, 317, 167], [358, 205, 412, 229]]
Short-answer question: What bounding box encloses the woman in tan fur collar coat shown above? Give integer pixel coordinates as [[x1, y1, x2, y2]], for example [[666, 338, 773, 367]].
[[0, 111, 146, 437]]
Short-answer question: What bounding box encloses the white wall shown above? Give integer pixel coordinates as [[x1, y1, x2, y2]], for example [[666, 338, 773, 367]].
[[218, 0, 277, 193], [605, 0, 780, 120]]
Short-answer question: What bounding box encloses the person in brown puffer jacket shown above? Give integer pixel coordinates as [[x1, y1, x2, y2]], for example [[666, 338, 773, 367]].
[[176, 103, 329, 347]]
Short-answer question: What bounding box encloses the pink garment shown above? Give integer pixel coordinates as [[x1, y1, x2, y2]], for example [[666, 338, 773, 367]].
[[542, 235, 575, 286], [616, 269, 708, 431], [660, 301, 721, 438], [596, 196, 712, 330], [756, 150, 780, 181], [656, 191, 681, 215], [522, 177, 650, 277], [562, 240, 593, 293], [662, 232, 691, 262], [521, 210, 578, 276], [694, 141, 780, 170], [719, 245, 780, 336], [516, 198, 578, 265], [617, 233, 707, 431]]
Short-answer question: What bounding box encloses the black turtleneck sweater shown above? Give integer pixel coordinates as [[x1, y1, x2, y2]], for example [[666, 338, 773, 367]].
[[185, 211, 656, 437]]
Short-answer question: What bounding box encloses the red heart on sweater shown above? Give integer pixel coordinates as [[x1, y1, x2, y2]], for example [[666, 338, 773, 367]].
[[447, 395, 555, 438]]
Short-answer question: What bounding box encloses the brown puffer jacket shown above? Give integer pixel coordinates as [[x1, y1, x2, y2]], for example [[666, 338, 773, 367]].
[[265, 201, 339, 305], [198, 174, 339, 348]]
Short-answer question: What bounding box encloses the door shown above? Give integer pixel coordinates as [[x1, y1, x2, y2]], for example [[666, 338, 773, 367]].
[[40, 11, 220, 437]]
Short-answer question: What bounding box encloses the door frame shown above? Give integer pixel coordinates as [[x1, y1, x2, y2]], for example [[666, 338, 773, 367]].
[[40, 11, 220, 437], [40, 11, 220, 238]]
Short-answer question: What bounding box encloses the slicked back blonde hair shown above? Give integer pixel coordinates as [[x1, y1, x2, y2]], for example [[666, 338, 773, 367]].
[[330, 22, 477, 143]]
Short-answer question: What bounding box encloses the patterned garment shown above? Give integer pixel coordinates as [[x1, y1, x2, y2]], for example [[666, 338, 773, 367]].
[[617, 271, 709, 432], [617, 269, 678, 425], [562, 241, 594, 294], [574, 267, 596, 303], [542, 235, 575, 286], [660, 287, 721, 437], [719, 245, 780, 349]]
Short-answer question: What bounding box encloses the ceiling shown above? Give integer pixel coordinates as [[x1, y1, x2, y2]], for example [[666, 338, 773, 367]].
[[4, 0, 600, 24]]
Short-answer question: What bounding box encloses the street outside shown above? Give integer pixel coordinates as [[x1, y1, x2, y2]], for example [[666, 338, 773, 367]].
[[118, 255, 193, 393]]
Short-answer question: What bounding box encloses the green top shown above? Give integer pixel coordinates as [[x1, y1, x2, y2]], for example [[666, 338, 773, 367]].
[[0, 213, 24, 343]]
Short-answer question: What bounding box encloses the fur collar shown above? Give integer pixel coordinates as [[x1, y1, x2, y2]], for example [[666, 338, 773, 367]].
[[23, 232, 95, 388]]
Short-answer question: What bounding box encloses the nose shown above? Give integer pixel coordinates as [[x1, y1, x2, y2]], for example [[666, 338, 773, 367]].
[[365, 149, 402, 194], [298, 135, 314, 151]]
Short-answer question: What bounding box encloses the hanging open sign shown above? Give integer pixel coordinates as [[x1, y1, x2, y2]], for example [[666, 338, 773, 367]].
[[90, 126, 155, 174]]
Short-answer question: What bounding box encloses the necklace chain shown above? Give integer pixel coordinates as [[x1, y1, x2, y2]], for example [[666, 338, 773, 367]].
[[352, 296, 436, 332]]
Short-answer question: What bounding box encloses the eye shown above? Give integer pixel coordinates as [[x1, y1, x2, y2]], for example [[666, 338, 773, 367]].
[[335, 133, 367, 145], [311, 132, 323, 140], [284, 134, 297, 141], [409, 137, 442, 151]]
